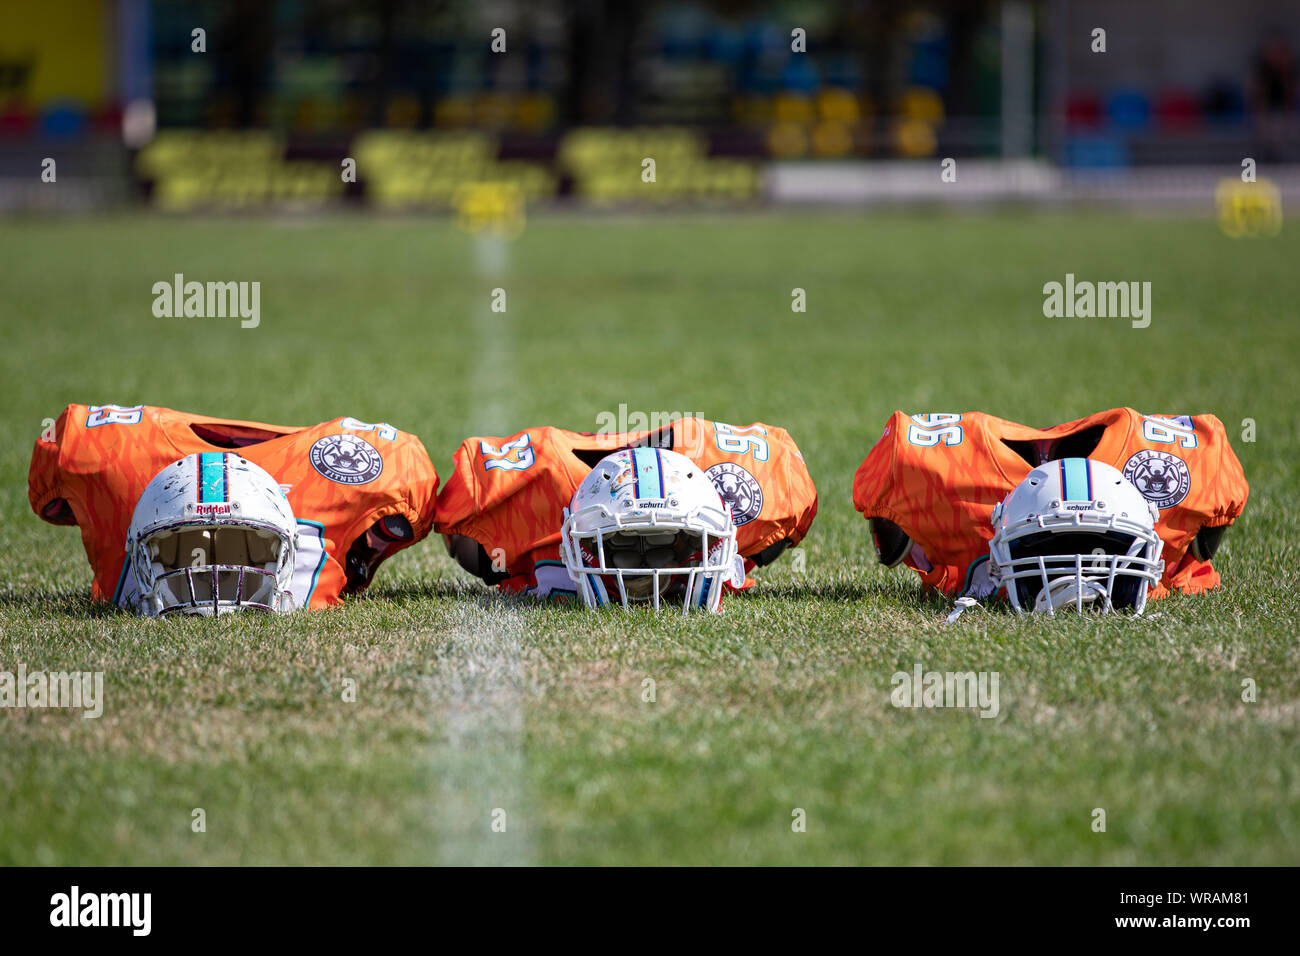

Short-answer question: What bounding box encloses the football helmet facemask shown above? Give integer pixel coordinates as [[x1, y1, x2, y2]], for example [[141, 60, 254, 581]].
[[988, 458, 1164, 615], [127, 453, 298, 617], [560, 448, 741, 613]]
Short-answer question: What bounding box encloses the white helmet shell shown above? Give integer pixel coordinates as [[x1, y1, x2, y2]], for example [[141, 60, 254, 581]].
[[988, 457, 1164, 615], [126, 453, 298, 617], [560, 447, 740, 613]]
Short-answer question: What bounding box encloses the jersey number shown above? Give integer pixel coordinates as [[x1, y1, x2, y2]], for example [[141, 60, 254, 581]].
[[714, 422, 769, 461], [481, 434, 535, 471], [340, 417, 398, 441], [907, 413, 963, 447], [86, 405, 144, 428], [1141, 415, 1197, 448]]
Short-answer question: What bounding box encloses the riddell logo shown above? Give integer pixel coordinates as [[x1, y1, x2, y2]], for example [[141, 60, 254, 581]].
[[195, 503, 231, 516]]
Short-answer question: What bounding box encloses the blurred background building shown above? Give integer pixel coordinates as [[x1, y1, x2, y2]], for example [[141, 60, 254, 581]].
[[2, 0, 1297, 211]]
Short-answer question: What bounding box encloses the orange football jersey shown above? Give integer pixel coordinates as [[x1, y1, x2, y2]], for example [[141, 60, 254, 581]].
[[436, 417, 817, 597], [854, 408, 1248, 600], [29, 404, 439, 610]]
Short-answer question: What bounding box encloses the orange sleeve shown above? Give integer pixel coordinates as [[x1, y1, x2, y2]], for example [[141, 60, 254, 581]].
[[1156, 413, 1247, 595], [754, 423, 819, 551], [1204, 414, 1250, 528], [434, 427, 575, 576], [366, 427, 439, 547], [432, 439, 478, 535], [851, 411, 904, 524], [28, 405, 74, 521], [357, 426, 440, 573]]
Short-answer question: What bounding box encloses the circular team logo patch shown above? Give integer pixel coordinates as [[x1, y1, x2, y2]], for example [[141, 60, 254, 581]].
[[1122, 450, 1191, 510], [309, 434, 384, 485], [706, 462, 763, 526]]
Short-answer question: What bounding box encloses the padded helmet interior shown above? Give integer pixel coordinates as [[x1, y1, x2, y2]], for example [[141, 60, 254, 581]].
[[147, 526, 281, 570], [587, 529, 704, 601], [1008, 529, 1144, 610]]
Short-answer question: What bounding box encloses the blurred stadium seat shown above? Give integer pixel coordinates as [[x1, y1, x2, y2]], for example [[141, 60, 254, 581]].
[[3, 0, 1299, 212]]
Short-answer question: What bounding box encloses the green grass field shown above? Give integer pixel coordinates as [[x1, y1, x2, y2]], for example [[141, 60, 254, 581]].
[[1, 210, 1297, 865]]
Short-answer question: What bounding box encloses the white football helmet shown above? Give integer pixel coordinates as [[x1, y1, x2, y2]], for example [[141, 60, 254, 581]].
[[989, 458, 1164, 615], [560, 447, 740, 613], [126, 453, 298, 617]]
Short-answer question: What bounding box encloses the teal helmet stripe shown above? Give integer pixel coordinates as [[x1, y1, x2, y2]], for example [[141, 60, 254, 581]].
[[631, 447, 664, 499], [199, 452, 228, 504], [1060, 457, 1092, 501]]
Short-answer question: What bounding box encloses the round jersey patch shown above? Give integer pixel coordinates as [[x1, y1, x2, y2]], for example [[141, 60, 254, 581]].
[[309, 434, 384, 485], [1122, 450, 1191, 510], [706, 462, 763, 526]]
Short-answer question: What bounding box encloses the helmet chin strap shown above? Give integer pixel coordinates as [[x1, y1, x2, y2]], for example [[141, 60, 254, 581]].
[[1035, 576, 1110, 614]]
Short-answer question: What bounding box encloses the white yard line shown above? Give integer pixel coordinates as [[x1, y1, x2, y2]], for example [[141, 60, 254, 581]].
[[427, 242, 534, 864], [428, 602, 534, 865]]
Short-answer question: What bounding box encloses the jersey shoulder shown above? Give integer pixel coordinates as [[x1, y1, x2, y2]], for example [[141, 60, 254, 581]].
[[1042, 407, 1249, 595], [435, 425, 585, 535], [853, 410, 1029, 523], [243, 416, 441, 597], [1058, 407, 1248, 535], [853, 411, 1038, 595], [673, 417, 819, 556]]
